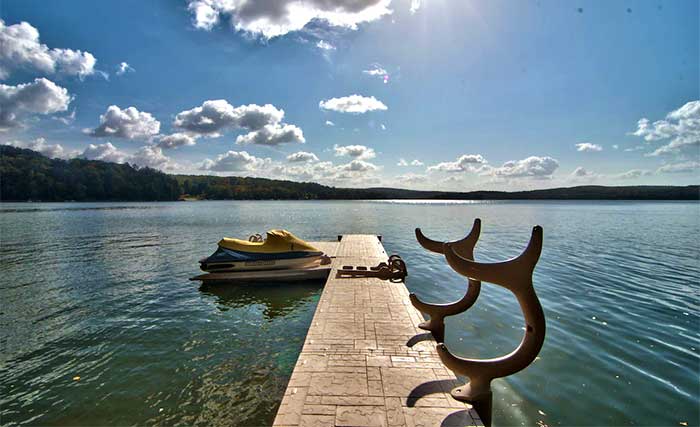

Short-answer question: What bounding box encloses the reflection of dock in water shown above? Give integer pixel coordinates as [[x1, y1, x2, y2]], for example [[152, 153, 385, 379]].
[[200, 281, 324, 320], [274, 235, 483, 427]]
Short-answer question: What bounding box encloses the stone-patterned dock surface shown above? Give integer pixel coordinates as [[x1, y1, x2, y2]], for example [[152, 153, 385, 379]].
[[274, 235, 482, 427]]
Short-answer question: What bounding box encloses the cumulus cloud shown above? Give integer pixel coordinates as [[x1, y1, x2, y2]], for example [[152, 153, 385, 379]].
[[53, 109, 76, 126], [656, 161, 700, 174], [0, 20, 96, 80], [427, 154, 486, 173], [397, 158, 423, 166], [157, 132, 197, 149], [79, 142, 175, 170], [338, 159, 379, 172], [575, 142, 603, 152], [80, 142, 129, 163], [287, 151, 319, 162], [116, 62, 135, 76], [325, 120, 335, 126], [568, 166, 599, 182], [235, 123, 305, 145], [333, 144, 376, 160], [5, 137, 77, 159], [409, 0, 421, 13], [487, 156, 559, 179], [173, 99, 303, 145], [200, 150, 270, 172], [0, 78, 71, 131], [186, 0, 392, 39], [570, 166, 594, 178], [614, 169, 652, 180], [631, 100, 700, 156], [319, 95, 387, 114], [87, 105, 161, 140], [130, 145, 174, 170]]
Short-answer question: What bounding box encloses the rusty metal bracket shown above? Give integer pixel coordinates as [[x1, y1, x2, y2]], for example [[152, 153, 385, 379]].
[[409, 219, 482, 342], [336, 255, 408, 282], [437, 225, 546, 427]]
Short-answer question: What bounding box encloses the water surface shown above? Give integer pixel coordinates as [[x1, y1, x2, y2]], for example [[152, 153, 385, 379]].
[[1, 200, 698, 426]]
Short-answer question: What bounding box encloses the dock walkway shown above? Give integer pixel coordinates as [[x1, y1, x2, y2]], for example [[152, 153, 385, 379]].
[[274, 235, 482, 427]]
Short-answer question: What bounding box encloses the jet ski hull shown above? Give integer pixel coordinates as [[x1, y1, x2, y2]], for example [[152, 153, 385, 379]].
[[200, 255, 324, 272], [200, 246, 325, 272]]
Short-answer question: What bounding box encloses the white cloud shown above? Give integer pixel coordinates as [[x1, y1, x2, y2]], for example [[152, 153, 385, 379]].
[[157, 132, 197, 149], [631, 100, 700, 156], [568, 166, 599, 182], [614, 169, 652, 180], [380, 123, 386, 130], [235, 123, 305, 145], [53, 109, 76, 125], [338, 159, 379, 172], [612, 144, 619, 150], [173, 100, 303, 145], [87, 105, 161, 140], [200, 150, 270, 172], [5, 137, 77, 159], [130, 145, 174, 170], [575, 142, 603, 152], [325, 120, 335, 126], [427, 154, 486, 172], [319, 95, 387, 114], [116, 62, 135, 76], [656, 161, 700, 174], [363, 64, 389, 83], [487, 156, 559, 179], [396, 173, 427, 184], [0, 78, 71, 131], [333, 144, 376, 160], [570, 166, 594, 178], [0, 20, 96, 80], [397, 158, 423, 166], [287, 151, 319, 162], [316, 40, 335, 50], [81, 142, 129, 163], [409, 0, 421, 14], [186, 0, 392, 39]]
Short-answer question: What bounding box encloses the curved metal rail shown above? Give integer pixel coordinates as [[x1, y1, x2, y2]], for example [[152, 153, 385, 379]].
[[437, 226, 546, 426], [409, 219, 482, 342]]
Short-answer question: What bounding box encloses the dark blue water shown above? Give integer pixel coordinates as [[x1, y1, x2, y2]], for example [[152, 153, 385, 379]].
[[1, 200, 698, 426]]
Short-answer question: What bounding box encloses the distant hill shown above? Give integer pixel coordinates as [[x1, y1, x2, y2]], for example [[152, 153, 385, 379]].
[[0, 145, 180, 201], [1, 145, 698, 201]]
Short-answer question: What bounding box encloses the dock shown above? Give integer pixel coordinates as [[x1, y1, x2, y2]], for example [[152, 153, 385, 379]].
[[274, 235, 483, 427]]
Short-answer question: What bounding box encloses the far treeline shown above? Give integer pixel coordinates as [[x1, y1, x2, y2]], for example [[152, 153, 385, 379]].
[[1, 145, 698, 201]]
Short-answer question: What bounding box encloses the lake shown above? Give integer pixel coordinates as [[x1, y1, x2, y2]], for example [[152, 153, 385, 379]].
[[1, 200, 698, 426]]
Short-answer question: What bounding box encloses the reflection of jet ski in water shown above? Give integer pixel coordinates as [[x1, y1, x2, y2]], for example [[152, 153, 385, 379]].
[[199, 230, 326, 273]]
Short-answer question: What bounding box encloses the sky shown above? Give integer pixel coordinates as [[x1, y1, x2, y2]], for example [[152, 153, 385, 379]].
[[0, 0, 698, 191]]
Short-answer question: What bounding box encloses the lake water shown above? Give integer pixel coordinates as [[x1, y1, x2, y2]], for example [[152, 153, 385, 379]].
[[1, 200, 698, 426]]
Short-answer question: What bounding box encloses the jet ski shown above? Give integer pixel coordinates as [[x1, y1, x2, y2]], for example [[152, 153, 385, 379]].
[[199, 229, 325, 273]]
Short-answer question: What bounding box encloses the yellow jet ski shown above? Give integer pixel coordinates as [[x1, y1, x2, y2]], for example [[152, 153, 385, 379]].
[[199, 230, 325, 273]]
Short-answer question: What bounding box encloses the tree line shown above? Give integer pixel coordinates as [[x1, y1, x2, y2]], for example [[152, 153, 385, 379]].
[[1, 145, 697, 201]]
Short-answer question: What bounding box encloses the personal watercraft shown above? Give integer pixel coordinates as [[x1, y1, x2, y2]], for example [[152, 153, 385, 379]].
[[199, 230, 325, 273]]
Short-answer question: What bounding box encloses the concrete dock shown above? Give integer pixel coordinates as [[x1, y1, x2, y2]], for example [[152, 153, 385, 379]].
[[274, 235, 482, 427]]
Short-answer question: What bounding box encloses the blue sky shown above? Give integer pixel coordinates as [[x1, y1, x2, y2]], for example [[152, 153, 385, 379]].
[[1, 0, 698, 190]]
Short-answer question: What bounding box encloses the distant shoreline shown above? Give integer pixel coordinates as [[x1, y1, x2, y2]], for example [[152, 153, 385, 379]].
[[2, 195, 699, 203], [2, 145, 698, 202]]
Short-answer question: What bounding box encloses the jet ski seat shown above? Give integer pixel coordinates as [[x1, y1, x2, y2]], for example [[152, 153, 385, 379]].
[[218, 229, 321, 254]]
